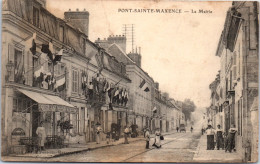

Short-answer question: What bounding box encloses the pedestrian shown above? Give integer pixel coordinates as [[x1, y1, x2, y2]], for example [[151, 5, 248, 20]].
[[216, 124, 224, 150], [124, 126, 130, 144], [106, 131, 110, 144], [36, 121, 46, 152], [153, 128, 162, 148], [145, 128, 150, 149], [111, 129, 116, 142], [190, 126, 193, 133], [225, 124, 237, 153], [96, 124, 102, 144], [176, 127, 179, 133], [206, 124, 215, 150]]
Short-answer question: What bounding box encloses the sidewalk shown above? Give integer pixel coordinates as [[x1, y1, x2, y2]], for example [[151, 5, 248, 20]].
[[193, 134, 243, 163], [7, 131, 176, 158]]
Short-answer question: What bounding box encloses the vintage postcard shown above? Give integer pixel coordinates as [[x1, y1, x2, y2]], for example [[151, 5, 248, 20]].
[[1, 0, 259, 163]]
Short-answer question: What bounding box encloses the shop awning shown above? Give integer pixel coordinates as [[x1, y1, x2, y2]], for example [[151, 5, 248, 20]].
[[17, 89, 76, 113]]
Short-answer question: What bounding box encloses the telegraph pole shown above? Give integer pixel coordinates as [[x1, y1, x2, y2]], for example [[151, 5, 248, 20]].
[[122, 24, 135, 53]]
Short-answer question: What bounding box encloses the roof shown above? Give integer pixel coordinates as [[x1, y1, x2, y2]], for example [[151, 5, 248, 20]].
[[108, 43, 135, 64]]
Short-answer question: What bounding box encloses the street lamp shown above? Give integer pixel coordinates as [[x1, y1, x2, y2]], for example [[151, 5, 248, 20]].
[[6, 60, 14, 82]]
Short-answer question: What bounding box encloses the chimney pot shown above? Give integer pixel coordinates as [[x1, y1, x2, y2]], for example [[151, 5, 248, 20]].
[[84, 8, 86, 11], [69, 8, 71, 11], [76, 8, 79, 11], [98, 38, 100, 40]]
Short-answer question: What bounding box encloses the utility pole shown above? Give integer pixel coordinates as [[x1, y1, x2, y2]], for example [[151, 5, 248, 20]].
[[122, 24, 135, 53]]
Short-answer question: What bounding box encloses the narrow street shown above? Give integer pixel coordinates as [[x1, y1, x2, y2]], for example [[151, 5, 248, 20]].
[[47, 131, 201, 162]]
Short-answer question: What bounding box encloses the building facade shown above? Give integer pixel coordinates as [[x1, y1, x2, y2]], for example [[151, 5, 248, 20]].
[[209, 2, 258, 162], [2, 0, 131, 155]]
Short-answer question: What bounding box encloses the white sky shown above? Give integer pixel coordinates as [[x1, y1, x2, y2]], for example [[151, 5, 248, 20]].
[[46, 0, 231, 108]]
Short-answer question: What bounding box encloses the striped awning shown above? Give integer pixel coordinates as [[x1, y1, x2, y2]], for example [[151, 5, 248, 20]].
[[17, 89, 77, 113]]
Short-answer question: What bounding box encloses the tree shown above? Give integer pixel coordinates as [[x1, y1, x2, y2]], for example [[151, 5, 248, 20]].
[[182, 99, 196, 121]]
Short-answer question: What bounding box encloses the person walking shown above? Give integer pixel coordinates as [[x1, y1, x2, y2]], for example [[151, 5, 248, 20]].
[[206, 124, 215, 150], [36, 122, 46, 152], [105, 131, 111, 144], [145, 128, 150, 149], [124, 126, 130, 144], [216, 124, 224, 150], [96, 124, 102, 144], [190, 126, 193, 133], [176, 127, 179, 133], [225, 124, 237, 153], [153, 128, 162, 148]]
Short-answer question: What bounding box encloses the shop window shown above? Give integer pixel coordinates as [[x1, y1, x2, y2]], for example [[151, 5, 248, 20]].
[[13, 98, 18, 113]]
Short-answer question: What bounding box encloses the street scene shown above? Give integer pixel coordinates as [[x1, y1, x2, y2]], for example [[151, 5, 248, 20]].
[[1, 0, 259, 163]]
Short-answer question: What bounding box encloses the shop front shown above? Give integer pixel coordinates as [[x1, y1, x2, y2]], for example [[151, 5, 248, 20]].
[[10, 88, 76, 154]]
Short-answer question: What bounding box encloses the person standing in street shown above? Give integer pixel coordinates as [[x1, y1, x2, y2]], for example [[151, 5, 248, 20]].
[[105, 131, 110, 144], [176, 127, 179, 133], [153, 128, 162, 148], [145, 128, 150, 149], [124, 126, 130, 144], [36, 122, 46, 152], [206, 124, 215, 150], [96, 124, 102, 144], [225, 124, 237, 153], [216, 124, 224, 150], [190, 126, 193, 133]]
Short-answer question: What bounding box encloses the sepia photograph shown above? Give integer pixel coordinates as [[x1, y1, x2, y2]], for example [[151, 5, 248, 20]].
[[1, 0, 259, 163]]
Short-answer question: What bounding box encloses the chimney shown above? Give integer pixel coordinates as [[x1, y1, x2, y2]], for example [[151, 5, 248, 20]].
[[107, 35, 127, 53], [64, 9, 90, 37], [36, 0, 46, 7]]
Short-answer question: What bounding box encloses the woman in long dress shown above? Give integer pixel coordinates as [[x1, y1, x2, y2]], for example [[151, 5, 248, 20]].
[[36, 122, 46, 152], [153, 128, 161, 148]]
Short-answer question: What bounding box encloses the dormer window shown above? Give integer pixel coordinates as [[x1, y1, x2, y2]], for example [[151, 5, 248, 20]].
[[33, 7, 39, 27]]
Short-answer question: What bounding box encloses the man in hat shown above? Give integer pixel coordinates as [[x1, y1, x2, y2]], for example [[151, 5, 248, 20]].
[[216, 124, 224, 150], [226, 124, 237, 152], [124, 126, 130, 144], [145, 128, 150, 149], [206, 124, 215, 150], [96, 123, 102, 144]]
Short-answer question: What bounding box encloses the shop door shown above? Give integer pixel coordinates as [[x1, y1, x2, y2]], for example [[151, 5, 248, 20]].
[[117, 112, 122, 136], [32, 111, 41, 137], [166, 121, 169, 132]]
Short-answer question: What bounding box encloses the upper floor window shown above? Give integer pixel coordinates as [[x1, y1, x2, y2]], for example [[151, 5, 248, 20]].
[[33, 7, 39, 27], [72, 69, 79, 93], [59, 25, 64, 42]]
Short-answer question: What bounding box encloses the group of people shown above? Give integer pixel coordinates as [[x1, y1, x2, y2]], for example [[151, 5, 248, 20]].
[[205, 124, 237, 153], [144, 128, 163, 149]]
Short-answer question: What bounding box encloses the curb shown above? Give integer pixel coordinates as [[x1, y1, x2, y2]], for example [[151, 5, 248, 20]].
[[52, 132, 175, 158], [8, 132, 176, 159]]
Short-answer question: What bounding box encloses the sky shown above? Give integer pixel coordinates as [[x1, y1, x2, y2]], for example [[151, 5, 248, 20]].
[[46, 0, 232, 108]]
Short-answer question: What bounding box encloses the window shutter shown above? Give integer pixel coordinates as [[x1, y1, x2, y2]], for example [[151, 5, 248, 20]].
[[233, 65, 237, 80], [78, 70, 82, 93], [28, 51, 33, 86]]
